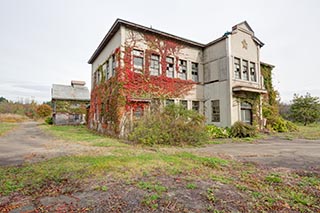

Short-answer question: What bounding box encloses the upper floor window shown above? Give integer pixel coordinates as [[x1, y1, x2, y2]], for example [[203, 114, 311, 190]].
[[178, 60, 187, 80], [105, 61, 110, 80], [234, 58, 241, 79], [133, 49, 144, 73], [191, 62, 199, 82], [150, 54, 160, 76], [166, 57, 174, 78], [211, 100, 220, 122], [112, 54, 116, 76], [242, 60, 249, 80], [250, 62, 256, 82]]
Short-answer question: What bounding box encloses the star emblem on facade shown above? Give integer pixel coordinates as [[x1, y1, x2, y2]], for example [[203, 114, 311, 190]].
[[242, 39, 248, 49]]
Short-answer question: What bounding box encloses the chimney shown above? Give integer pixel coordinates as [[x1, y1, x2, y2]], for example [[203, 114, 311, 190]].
[[71, 80, 86, 87]]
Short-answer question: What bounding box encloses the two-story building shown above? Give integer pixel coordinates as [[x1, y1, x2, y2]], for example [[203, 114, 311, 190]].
[[88, 19, 270, 136]]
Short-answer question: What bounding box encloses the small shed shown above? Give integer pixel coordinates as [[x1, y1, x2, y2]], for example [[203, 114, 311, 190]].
[[51, 80, 90, 125]]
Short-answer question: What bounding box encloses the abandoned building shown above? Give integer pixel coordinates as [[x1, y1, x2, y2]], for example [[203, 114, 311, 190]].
[[51, 80, 90, 125], [87, 19, 273, 136]]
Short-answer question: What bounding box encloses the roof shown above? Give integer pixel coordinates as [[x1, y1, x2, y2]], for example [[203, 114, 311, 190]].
[[88, 19, 208, 64], [88, 19, 264, 64], [52, 84, 90, 101]]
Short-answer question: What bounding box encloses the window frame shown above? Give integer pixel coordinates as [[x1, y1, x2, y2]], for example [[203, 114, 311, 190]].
[[192, 101, 200, 112], [234, 57, 241, 79], [166, 57, 174, 78], [150, 54, 160, 76], [132, 49, 144, 73], [242, 60, 249, 80], [178, 59, 187, 80], [250, 62, 257, 82], [211, 100, 220, 122], [191, 62, 199, 82]]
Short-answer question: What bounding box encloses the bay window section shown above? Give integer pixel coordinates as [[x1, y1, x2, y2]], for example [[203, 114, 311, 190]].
[[242, 60, 249, 80], [250, 62, 256, 82]]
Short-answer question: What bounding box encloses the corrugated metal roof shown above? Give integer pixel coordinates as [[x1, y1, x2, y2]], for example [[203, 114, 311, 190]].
[[52, 84, 90, 101]]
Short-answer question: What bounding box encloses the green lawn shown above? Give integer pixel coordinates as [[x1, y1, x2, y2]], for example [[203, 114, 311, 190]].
[[40, 124, 127, 147], [0, 122, 16, 136], [274, 123, 320, 140]]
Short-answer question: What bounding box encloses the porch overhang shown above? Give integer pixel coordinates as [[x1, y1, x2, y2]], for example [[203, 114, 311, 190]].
[[233, 86, 267, 94]]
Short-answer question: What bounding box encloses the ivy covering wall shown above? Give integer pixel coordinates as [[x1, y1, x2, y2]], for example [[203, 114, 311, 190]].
[[88, 30, 196, 136]]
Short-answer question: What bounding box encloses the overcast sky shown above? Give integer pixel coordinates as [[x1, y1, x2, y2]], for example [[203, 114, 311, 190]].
[[0, 0, 319, 103]]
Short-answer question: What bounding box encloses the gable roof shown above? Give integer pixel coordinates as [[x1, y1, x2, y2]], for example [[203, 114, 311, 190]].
[[52, 84, 90, 101], [88, 19, 207, 64], [88, 19, 264, 64]]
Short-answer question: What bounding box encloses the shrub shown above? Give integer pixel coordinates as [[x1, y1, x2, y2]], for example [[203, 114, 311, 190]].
[[45, 117, 53, 125], [231, 121, 257, 138], [36, 104, 52, 118], [269, 117, 298, 132], [128, 105, 208, 146], [206, 125, 231, 138]]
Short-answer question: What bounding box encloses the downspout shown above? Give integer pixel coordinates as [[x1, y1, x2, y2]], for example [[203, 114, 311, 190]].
[[226, 33, 233, 127]]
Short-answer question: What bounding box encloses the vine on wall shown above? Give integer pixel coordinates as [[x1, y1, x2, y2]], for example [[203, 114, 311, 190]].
[[88, 30, 195, 135]]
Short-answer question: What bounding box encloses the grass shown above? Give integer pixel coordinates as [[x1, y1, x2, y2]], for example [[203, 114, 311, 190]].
[[0, 113, 28, 123], [274, 123, 320, 140], [40, 124, 128, 147], [1, 122, 319, 212], [0, 122, 16, 136]]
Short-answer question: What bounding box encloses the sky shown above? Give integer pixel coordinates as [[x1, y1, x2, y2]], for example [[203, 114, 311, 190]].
[[0, 0, 319, 103]]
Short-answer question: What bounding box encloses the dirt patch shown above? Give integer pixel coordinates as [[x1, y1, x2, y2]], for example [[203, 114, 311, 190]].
[[0, 122, 109, 166]]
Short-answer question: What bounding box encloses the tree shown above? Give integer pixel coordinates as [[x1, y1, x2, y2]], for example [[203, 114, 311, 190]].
[[36, 104, 52, 118], [289, 93, 320, 125], [0, 97, 8, 103]]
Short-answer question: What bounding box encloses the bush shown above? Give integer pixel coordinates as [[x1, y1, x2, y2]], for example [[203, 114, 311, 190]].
[[206, 125, 231, 139], [36, 104, 52, 118], [271, 117, 298, 132], [45, 117, 53, 125], [128, 105, 208, 146], [231, 121, 257, 138]]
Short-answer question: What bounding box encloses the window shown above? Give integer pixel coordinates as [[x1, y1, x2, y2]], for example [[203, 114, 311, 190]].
[[150, 54, 160, 76], [166, 57, 174, 78], [133, 49, 144, 73], [211, 100, 220, 122], [180, 100, 188, 109], [166, 99, 174, 106], [250, 62, 256, 82], [241, 102, 252, 124], [178, 60, 187, 80], [112, 54, 116, 76], [133, 106, 143, 118], [74, 114, 80, 121], [191, 62, 199, 82], [95, 70, 101, 85], [106, 61, 110, 80], [192, 101, 200, 112], [242, 60, 249, 80], [234, 58, 241, 79]]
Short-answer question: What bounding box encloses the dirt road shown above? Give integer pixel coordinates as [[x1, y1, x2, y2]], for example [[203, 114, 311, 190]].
[[0, 122, 100, 166], [190, 137, 320, 171]]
